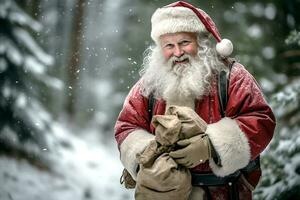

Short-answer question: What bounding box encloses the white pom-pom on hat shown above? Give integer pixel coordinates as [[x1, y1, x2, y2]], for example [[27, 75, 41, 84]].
[[216, 39, 233, 58], [151, 1, 234, 57]]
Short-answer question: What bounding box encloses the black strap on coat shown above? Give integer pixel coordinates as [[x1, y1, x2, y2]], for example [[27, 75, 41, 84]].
[[148, 92, 155, 123], [218, 61, 234, 118]]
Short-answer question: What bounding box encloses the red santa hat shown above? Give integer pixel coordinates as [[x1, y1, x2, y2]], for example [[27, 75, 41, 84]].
[[151, 1, 233, 57]]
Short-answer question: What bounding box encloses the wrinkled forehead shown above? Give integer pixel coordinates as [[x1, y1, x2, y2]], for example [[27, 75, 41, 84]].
[[159, 32, 198, 46]]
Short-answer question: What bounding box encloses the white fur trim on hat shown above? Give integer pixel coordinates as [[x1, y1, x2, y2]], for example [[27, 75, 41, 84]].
[[216, 39, 233, 57], [151, 7, 206, 43], [206, 117, 251, 177], [120, 129, 155, 180]]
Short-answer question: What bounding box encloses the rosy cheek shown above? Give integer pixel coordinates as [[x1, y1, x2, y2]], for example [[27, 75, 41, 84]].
[[187, 45, 198, 56], [163, 50, 172, 60]]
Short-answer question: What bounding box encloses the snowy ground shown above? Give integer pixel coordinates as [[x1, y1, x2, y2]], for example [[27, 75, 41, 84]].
[[0, 122, 134, 200]]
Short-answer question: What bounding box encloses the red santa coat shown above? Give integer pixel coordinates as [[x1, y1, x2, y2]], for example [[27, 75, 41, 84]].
[[115, 63, 276, 199]]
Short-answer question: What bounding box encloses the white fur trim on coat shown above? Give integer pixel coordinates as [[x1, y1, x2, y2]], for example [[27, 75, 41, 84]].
[[120, 129, 154, 180], [206, 117, 251, 177], [151, 7, 206, 43]]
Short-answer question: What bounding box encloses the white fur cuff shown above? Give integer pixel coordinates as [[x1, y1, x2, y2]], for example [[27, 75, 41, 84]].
[[120, 129, 155, 180], [206, 117, 251, 177]]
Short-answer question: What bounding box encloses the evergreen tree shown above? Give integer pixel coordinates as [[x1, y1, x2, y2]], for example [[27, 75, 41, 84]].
[[254, 29, 300, 200], [251, 0, 300, 199], [0, 0, 61, 161]]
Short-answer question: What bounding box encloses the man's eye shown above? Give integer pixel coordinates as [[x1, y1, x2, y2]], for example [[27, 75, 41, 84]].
[[164, 44, 173, 49], [181, 41, 190, 45]]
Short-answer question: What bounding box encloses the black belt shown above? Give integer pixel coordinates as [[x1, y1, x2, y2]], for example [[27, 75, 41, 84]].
[[191, 171, 241, 186], [192, 171, 241, 200], [191, 157, 260, 186], [191, 158, 259, 200]]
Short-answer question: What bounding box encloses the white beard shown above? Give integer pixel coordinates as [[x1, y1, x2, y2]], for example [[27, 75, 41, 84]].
[[140, 49, 212, 106]]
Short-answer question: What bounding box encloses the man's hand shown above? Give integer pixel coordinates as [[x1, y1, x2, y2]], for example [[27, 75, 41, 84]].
[[169, 134, 211, 168]]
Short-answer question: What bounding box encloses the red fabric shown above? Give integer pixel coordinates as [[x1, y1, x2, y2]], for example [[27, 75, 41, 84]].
[[114, 63, 276, 199]]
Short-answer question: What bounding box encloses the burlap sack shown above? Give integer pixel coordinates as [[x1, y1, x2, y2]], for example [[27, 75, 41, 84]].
[[152, 114, 181, 145], [135, 153, 192, 200], [166, 105, 207, 139], [136, 140, 174, 168], [120, 168, 136, 189], [134, 106, 208, 200]]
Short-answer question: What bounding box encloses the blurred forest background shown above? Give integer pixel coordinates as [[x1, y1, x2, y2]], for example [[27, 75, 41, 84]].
[[0, 0, 300, 199]]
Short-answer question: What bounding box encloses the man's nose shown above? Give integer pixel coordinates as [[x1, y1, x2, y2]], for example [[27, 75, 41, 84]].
[[173, 45, 184, 57]]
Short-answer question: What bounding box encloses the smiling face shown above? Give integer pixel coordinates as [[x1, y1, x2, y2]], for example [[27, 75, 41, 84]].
[[140, 32, 222, 101], [159, 32, 198, 67]]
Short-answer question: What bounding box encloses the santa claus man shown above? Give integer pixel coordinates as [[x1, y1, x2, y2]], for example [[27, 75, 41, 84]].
[[115, 1, 276, 199]]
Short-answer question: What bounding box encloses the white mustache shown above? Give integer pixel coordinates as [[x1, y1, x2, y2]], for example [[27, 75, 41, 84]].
[[168, 54, 192, 66], [172, 54, 191, 62]]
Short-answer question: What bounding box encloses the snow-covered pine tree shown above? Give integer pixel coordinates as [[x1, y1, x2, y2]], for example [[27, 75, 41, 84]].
[[254, 30, 300, 200], [0, 0, 61, 163]]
